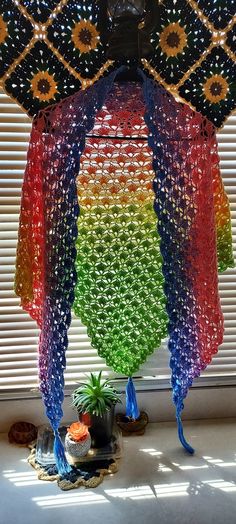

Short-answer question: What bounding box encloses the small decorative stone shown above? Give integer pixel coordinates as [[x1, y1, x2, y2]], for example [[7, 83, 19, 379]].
[[8, 421, 37, 445], [116, 411, 149, 436]]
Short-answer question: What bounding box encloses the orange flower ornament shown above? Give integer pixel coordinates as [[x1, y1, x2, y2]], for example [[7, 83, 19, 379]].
[[67, 421, 89, 442]]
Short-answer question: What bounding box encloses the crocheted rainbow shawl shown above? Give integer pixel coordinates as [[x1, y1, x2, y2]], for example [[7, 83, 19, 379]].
[[15, 69, 234, 474]]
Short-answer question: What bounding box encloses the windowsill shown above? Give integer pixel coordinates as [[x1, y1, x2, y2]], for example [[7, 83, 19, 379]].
[[1, 376, 236, 433]]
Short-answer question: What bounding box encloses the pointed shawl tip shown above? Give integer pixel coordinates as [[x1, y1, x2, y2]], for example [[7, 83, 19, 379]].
[[53, 430, 72, 476], [176, 413, 195, 455], [126, 377, 140, 420]]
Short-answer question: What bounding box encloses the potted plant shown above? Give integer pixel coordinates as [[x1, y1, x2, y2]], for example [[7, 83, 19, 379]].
[[72, 371, 121, 448], [65, 422, 91, 458]]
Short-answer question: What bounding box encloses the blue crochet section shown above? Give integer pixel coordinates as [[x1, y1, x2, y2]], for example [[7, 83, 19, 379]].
[[141, 72, 206, 453], [126, 378, 141, 420], [36, 68, 124, 473]]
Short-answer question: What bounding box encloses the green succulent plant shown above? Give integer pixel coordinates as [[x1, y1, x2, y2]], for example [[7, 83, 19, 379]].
[[72, 371, 121, 417]]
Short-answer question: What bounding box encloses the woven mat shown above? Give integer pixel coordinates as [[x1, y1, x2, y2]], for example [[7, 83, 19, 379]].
[[28, 446, 118, 491]]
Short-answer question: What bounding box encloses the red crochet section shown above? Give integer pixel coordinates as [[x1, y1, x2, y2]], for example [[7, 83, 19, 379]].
[[14, 127, 45, 327]]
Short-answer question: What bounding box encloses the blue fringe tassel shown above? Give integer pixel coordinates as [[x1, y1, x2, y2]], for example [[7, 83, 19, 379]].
[[126, 377, 140, 420], [53, 430, 72, 476], [176, 404, 194, 455]]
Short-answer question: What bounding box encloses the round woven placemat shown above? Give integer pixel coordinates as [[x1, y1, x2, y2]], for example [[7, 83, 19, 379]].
[[28, 446, 118, 491]]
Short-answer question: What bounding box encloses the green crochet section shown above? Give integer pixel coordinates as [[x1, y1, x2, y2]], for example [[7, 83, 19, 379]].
[[73, 203, 168, 376]]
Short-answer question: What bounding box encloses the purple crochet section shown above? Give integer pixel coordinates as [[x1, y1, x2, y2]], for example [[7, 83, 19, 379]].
[[36, 70, 121, 433]]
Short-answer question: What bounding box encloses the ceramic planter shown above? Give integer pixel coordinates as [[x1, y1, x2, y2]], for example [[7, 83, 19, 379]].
[[80, 406, 115, 448], [65, 432, 91, 458]]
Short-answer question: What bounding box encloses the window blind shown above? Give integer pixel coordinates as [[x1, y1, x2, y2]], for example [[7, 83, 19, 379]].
[[0, 87, 235, 391]]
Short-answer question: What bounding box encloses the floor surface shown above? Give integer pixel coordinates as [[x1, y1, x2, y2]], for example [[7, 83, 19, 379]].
[[1, 419, 236, 524]]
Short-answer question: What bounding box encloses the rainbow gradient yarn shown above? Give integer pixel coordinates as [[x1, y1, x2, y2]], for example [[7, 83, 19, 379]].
[[15, 69, 234, 473], [73, 83, 168, 377]]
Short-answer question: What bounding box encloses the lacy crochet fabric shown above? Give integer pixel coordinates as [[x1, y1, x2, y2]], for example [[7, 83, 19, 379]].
[[73, 84, 168, 376], [15, 70, 234, 451], [0, 0, 235, 127], [142, 75, 234, 413]]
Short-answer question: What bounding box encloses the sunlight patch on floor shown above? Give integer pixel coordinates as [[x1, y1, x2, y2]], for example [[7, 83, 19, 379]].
[[105, 485, 155, 500], [32, 492, 110, 508]]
